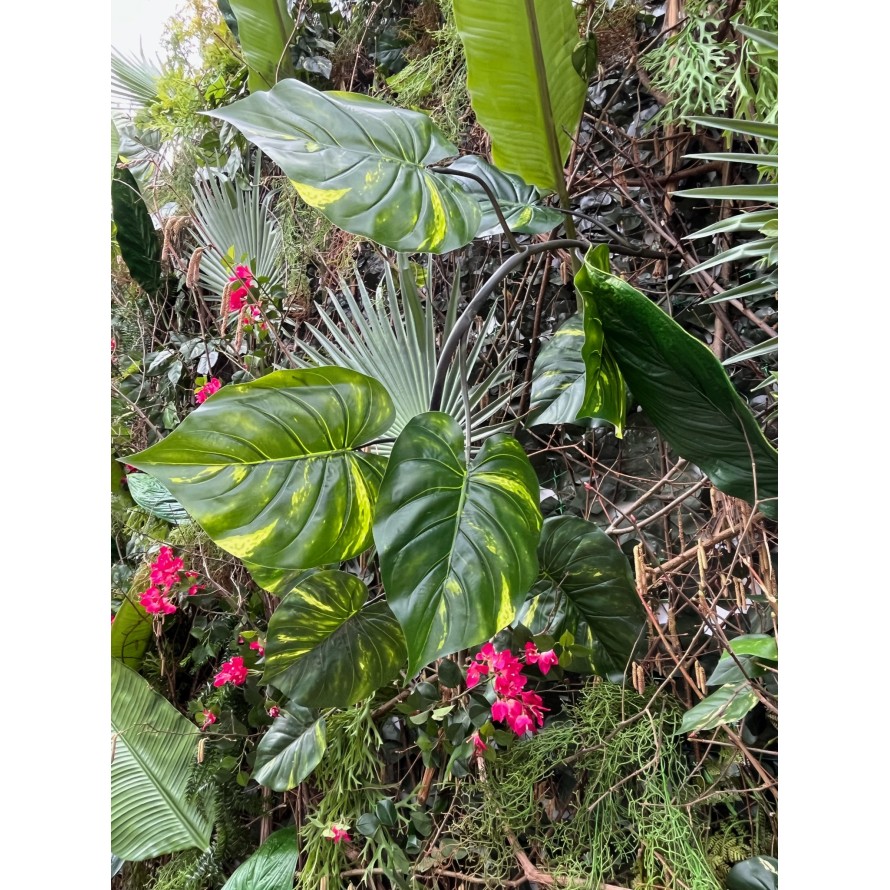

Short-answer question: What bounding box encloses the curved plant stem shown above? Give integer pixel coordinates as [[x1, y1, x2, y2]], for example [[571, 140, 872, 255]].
[[429, 239, 590, 412]]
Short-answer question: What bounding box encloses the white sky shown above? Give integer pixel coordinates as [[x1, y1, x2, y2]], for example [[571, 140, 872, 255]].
[[111, 0, 185, 59]]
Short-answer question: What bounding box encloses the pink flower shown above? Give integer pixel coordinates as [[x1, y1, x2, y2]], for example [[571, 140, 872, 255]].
[[524, 642, 559, 675], [249, 640, 265, 657], [200, 710, 217, 730], [228, 265, 254, 311], [185, 570, 200, 578], [268, 706, 280, 718], [150, 546, 184, 588], [213, 656, 248, 687], [195, 377, 222, 405], [188, 584, 205, 596], [466, 662, 487, 688], [471, 731, 487, 753], [324, 824, 351, 843], [140, 586, 177, 615]]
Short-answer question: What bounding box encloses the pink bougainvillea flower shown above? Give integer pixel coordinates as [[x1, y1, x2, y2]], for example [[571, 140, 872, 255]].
[[195, 377, 222, 405], [466, 661, 487, 688], [213, 656, 248, 687], [471, 731, 488, 753], [268, 706, 280, 718], [140, 585, 177, 615], [228, 265, 254, 310], [150, 546, 184, 588], [324, 824, 351, 843], [200, 709, 217, 730], [249, 640, 265, 657], [185, 570, 200, 579], [536, 650, 559, 674], [187, 584, 205, 596]]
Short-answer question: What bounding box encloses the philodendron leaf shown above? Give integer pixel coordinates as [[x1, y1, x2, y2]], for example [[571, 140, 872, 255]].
[[253, 707, 327, 791], [374, 412, 542, 675], [127, 472, 191, 525], [706, 634, 778, 686], [575, 253, 778, 518], [453, 0, 585, 192], [447, 155, 563, 237], [127, 368, 394, 573], [678, 682, 758, 734], [227, 0, 295, 93], [264, 570, 406, 708], [516, 516, 646, 675], [206, 79, 481, 253], [111, 166, 162, 294], [111, 595, 153, 669], [220, 827, 298, 890], [111, 659, 212, 860]]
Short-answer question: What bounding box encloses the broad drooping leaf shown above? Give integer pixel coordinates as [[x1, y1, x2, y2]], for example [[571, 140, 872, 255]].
[[227, 0, 294, 93], [220, 828, 298, 890], [111, 659, 212, 860], [111, 595, 153, 669], [111, 166, 162, 294], [127, 368, 394, 573], [264, 571, 406, 707], [516, 516, 646, 676], [126, 472, 191, 525], [206, 79, 481, 253], [678, 682, 759, 734], [707, 634, 778, 686], [453, 0, 585, 192], [575, 255, 778, 518], [253, 707, 327, 791], [447, 155, 563, 237], [727, 856, 779, 890], [374, 412, 542, 675], [528, 314, 626, 433]]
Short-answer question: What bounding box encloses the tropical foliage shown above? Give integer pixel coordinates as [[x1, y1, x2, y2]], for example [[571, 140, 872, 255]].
[[111, 2, 778, 888]]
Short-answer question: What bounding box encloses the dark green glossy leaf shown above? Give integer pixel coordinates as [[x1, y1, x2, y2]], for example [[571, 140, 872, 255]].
[[374, 412, 542, 675], [678, 682, 758, 734], [707, 634, 777, 685], [253, 707, 327, 791], [516, 516, 646, 675], [264, 570, 406, 708], [727, 856, 779, 890], [111, 596, 153, 670], [228, 0, 294, 93], [128, 368, 394, 572], [528, 313, 625, 434], [575, 255, 778, 518], [111, 166, 162, 294], [453, 0, 586, 192], [206, 79, 480, 253], [217, 0, 240, 41], [126, 472, 191, 525], [447, 155, 563, 237], [111, 659, 212, 860], [220, 828, 298, 890]]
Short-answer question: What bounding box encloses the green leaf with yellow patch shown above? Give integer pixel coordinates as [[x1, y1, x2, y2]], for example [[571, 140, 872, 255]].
[[575, 251, 778, 518], [253, 707, 327, 792], [516, 516, 646, 676], [205, 79, 481, 253], [264, 570, 406, 707], [374, 412, 542, 675], [111, 595, 153, 670], [127, 368, 394, 573]]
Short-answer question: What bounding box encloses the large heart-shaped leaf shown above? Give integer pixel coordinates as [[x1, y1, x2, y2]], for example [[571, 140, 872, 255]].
[[227, 0, 294, 93], [575, 255, 778, 518], [264, 570, 406, 707], [528, 313, 626, 434], [221, 827, 298, 890], [516, 516, 646, 675], [111, 595, 153, 669], [253, 707, 327, 791], [111, 659, 212, 860], [111, 166, 162, 294], [447, 155, 563, 237], [127, 368, 394, 572], [206, 79, 481, 253], [374, 412, 542, 675], [453, 0, 585, 192]]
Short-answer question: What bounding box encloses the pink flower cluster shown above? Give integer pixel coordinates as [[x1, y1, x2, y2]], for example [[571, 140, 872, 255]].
[[323, 823, 351, 843], [195, 377, 222, 405], [228, 264, 254, 311], [467, 642, 558, 736], [214, 656, 248, 687], [200, 709, 217, 730], [138, 547, 202, 615]]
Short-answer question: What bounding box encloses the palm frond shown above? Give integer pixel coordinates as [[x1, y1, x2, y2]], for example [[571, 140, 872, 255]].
[[111, 47, 163, 113]]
